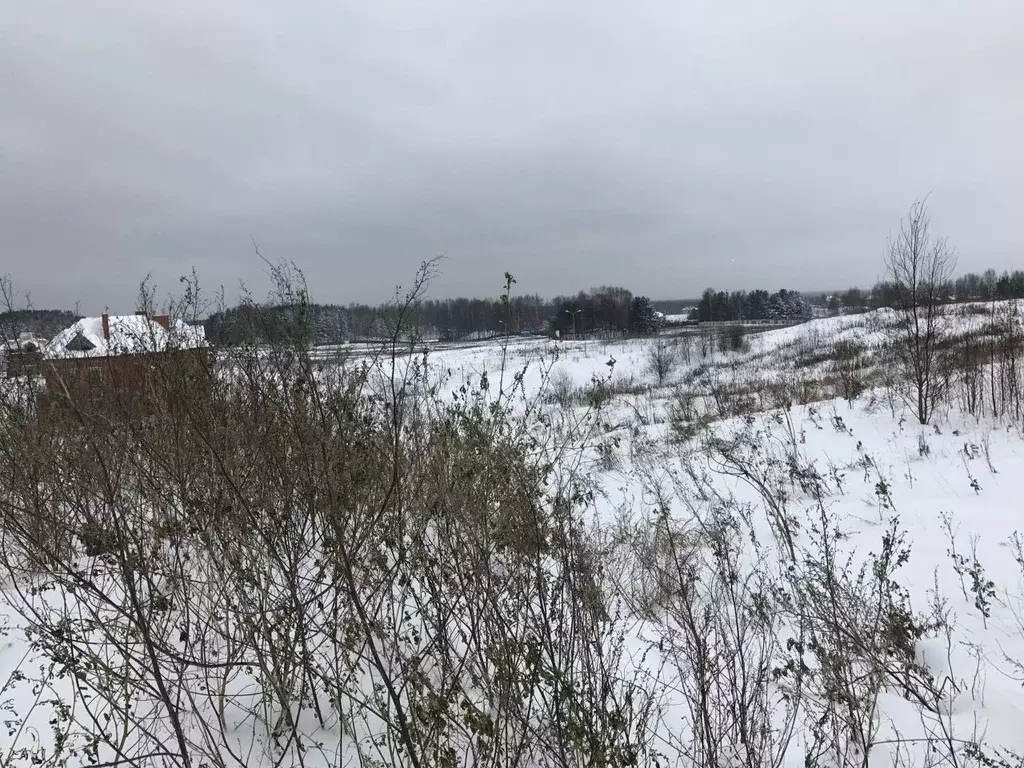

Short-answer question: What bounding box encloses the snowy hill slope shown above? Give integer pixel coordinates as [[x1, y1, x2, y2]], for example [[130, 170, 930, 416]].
[[2, 300, 1024, 766]]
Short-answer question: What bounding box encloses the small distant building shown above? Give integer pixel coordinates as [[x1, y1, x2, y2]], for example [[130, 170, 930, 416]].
[[42, 312, 208, 410], [663, 308, 699, 326], [2, 332, 48, 378]]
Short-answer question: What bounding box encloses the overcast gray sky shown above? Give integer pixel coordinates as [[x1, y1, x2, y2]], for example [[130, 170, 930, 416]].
[[2, 0, 1022, 311]]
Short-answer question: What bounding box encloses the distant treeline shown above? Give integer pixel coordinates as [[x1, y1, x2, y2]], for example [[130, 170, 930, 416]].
[[812, 269, 1024, 316], [202, 287, 664, 345], [9, 267, 1022, 347], [203, 295, 555, 346], [202, 283, 815, 346], [0, 309, 80, 341], [870, 269, 1024, 307], [695, 288, 813, 323]]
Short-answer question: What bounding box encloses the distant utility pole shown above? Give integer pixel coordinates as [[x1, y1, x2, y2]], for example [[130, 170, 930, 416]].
[[565, 308, 582, 342]]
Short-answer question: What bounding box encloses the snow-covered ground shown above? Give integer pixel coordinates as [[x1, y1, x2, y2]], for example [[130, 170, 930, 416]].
[[3, 302, 1024, 766], [374, 303, 1024, 763]]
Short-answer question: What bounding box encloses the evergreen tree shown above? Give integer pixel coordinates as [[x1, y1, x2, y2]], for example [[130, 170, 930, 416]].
[[629, 295, 660, 335]]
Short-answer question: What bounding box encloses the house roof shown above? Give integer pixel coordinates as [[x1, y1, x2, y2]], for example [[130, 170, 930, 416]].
[[3, 333, 47, 353], [44, 315, 206, 360]]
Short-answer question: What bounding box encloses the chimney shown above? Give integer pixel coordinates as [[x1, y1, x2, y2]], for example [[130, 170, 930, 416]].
[[152, 314, 171, 330], [101, 313, 110, 340]]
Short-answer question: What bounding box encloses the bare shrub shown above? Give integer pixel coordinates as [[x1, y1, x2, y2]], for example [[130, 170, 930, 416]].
[[884, 198, 958, 424], [0, 265, 662, 768], [612, 452, 806, 768], [646, 338, 677, 386], [695, 415, 969, 767], [547, 367, 579, 408], [831, 340, 868, 403], [703, 373, 759, 420], [624, 389, 663, 428], [794, 511, 935, 767], [677, 335, 694, 365], [667, 387, 708, 444], [654, 498, 803, 768], [718, 324, 748, 354], [698, 327, 713, 359], [581, 370, 646, 410]]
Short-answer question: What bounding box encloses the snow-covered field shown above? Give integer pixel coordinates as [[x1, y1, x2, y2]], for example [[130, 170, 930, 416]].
[[3, 302, 1024, 766], [360, 303, 1024, 763]]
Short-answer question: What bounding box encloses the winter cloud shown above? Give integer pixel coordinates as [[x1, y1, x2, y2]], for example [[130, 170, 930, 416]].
[[2, 0, 1022, 309]]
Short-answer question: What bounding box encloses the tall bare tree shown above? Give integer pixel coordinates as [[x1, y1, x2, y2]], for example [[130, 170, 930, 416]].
[[885, 198, 958, 424]]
